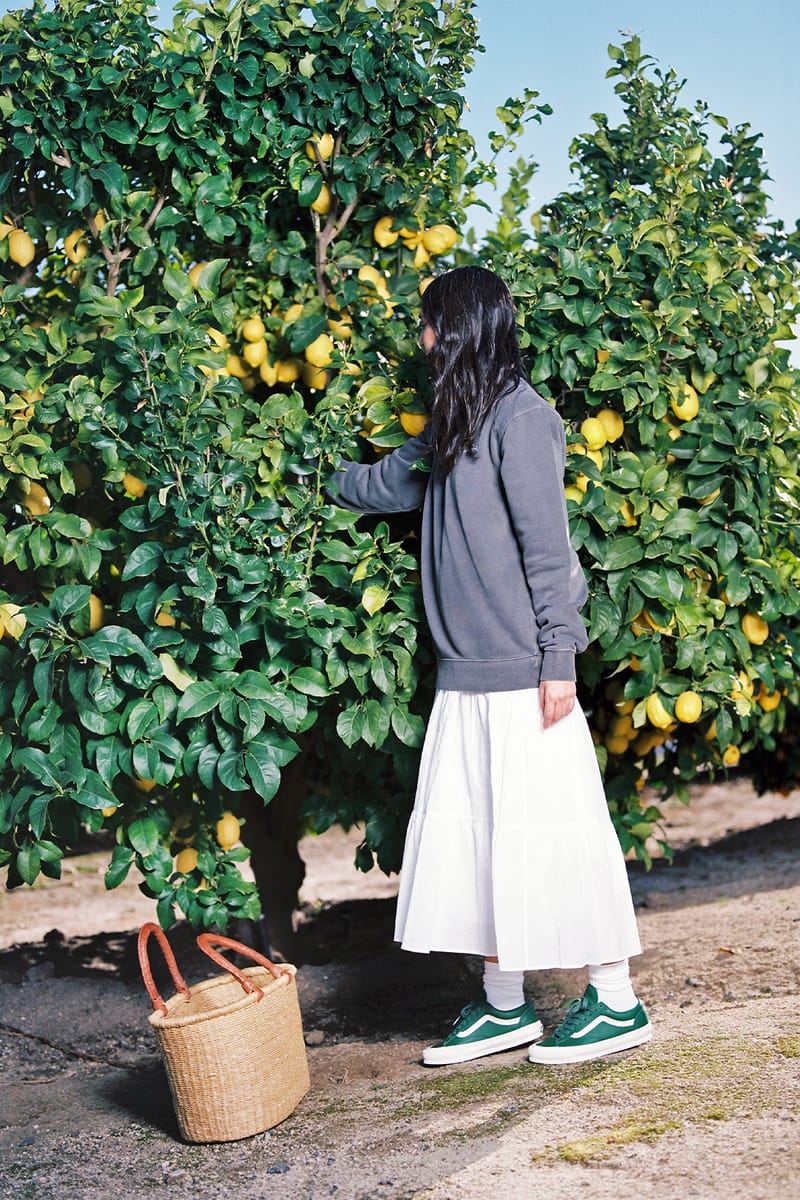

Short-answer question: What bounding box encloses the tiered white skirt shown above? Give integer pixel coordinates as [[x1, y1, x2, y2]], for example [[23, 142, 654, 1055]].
[[394, 689, 642, 972]]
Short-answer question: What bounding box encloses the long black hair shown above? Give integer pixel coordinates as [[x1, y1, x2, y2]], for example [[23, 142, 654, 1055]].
[[420, 266, 525, 473]]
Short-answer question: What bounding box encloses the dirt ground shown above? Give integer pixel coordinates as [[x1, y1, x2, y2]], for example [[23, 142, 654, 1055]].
[[1, 778, 799, 1200]]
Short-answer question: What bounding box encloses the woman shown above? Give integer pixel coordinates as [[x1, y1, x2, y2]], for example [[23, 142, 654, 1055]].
[[329, 266, 649, 1067]]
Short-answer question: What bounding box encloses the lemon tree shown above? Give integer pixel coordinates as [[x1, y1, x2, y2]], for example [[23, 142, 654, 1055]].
[[485, 37, 800, 862], [0, 0, 552, 930]]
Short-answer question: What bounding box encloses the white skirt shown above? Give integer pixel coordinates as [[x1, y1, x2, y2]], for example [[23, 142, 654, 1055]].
[[394, 689, 642, 972]]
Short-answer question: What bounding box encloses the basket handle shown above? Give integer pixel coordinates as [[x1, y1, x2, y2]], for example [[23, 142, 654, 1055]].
[[196, 932, 293, 1002], [138, 922, 192, 1016]]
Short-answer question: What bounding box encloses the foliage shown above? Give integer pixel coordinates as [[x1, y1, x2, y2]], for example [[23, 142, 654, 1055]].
[[482, 36, 800, 862]]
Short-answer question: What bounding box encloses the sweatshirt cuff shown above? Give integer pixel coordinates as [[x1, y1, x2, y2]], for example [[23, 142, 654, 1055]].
[[539, 648, 577, 682]]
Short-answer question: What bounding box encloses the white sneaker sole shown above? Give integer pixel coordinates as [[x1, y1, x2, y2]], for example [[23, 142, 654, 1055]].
[[527, 1021, 653, 1065], [423, 1020, 544, 1067]]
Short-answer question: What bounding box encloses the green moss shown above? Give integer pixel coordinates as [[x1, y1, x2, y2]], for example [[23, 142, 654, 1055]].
[[554, 1116, 681, 1163], [775, 1035, 800, 1058]]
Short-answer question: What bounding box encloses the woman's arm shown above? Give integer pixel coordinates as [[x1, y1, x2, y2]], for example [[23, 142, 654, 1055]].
[[327, 426, 432, 514]]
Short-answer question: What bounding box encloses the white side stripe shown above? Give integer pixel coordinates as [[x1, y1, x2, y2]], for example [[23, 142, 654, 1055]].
[[456, 1014, 522, 1039], [570, 1015, 636, 1040]]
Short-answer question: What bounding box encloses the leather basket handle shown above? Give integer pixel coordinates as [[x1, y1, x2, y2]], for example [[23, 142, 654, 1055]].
[[196, 932, 293, 1002], [138, 922, 192, 1016]]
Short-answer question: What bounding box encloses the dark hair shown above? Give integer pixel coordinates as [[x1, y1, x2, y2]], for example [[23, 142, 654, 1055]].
[[420, 266, 525, 473]]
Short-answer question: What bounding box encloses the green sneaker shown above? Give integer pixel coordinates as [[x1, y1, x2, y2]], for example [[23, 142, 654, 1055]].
[[527, 985, 652, 1064], [423, 999, 543, 1066]]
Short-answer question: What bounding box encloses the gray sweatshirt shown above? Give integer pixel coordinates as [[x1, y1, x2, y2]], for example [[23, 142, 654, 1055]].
[[330, 379, 588, 691]]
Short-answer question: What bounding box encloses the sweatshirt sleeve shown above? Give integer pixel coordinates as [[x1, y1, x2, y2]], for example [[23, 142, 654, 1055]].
[[327, 426, 432, 514], [498, 403, 588, 681]]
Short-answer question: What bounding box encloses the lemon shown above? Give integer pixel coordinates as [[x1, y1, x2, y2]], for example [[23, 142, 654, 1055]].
[[215, 812, 241, 851], [188, 262, 208, 289], [722, 745, 740, 767], [311, 182, 332, 215], [241, 315, 266, 343], [302, 362, 328, 390], [596, 348, 610, 364], [564, 485, 584, 504], [154, 605, 177, 628], [305, 132, 335, 161], [358, 264, 391, 300], [131, 775, 158, 793], [175, 847, 199, 874], [419, 277, 433, 296], [422, 224, 458, 255], [373, 216, 399, 247], [579, 417, 607, 450], [605, 735, 630, 756], [71, 462, 93, 493], [610, 713, 634, 739], [226, 353, 249, 378], [276, 358, 303, 383], [283, 303, 305, 324], [730, 671, 755, 700], [644, 610, 674, 635], [757, 687, 781, 712], [619, 500, 637, 527], [101, 806, 118, 818], [64, 229, 88, 263], [671, 382, 699, 421], [675, 690, 702, 723], [645, 693, 672, 730], [327, 315, 353, 339], [259, 360, 278, 387], [206, 326, 229, 350], [122, 471, 147, 497], [88, 594, 105, 632], [305, 332, 334, 368], [242, 338, 268, 367], [8, 228, 35, 267], [741, 613, 769, 645], [597, 409, 624, 442], [21, 481, 51, 516], [400, 412, 429, 436]]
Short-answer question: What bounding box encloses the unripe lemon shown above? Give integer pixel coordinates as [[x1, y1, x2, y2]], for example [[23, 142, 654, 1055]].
[[305, 333, 334, 368], [400, 412, 429, 436], [8, 228, 35, 267], [741, 613, 769, 645], [215, 812, 241, 851], [242, 338, 268, 367], [671, 382, 699, 421], [241, 315, 266, 343], [597, 409, 624, 442], [175, 847, 199, 874], [645, 693, 672, 730], [88, 594, 105, 632], [305, 132, 335, 161], [373, 216, 399, 247], [722, 745, 740, 767], [311, 182, 332, 215], [65, 229, 88, 263], [579, 417, 607, 450], [675, 690, 702, 723], [422, 224, 458, 255], [122, 472, 147, 497], [21, 481, 51, 516]]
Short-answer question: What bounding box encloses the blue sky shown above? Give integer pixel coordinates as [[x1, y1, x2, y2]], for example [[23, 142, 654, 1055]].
[[467, 0, 799, 234]]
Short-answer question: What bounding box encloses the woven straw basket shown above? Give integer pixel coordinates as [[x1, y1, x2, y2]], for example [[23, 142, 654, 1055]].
[[138, 923, 310, 1143]]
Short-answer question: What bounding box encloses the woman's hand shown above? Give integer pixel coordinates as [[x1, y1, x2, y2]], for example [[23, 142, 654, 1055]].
[[540, 679, 577, 730]]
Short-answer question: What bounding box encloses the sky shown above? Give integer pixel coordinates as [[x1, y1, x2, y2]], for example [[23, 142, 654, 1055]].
[[466, 0, 800, 235]]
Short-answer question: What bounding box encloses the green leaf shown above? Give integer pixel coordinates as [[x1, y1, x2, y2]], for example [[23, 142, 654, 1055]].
[[244, 742, 281, 802], [176, 681, 222, 721], [121, 542, 165, 579], [291, 667, 330, 697], [362, 585, 390, 615], [128, 817, 159, 856]]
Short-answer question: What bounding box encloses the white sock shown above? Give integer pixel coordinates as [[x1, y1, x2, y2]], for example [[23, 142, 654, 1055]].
[[588, 960, 638, 1010], [483, 960, 525, 1011]]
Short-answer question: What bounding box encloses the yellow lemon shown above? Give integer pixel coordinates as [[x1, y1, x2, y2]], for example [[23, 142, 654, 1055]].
[[101, 806, 118, 818], [327, 315, 353, 339], [241, 315, 266, 343], [574, 444, 603, 470], [564, 485, 584, 504], [729, 672, 755, 701], [259, 359, 278, 387], [645, 693, 672, 730], [757, 686, 781, 712], [122, 472, 147, 497], [358, 264, 391, 300], [283, 303, 305, 324], [242, 338, 268, 367], [422, 224, 458, 255], [64, 229, 88, 263], [302, 362, 328, 390], [596, 348, 610, 364], [276, 358, 303, 383], [21, 481, 51, 516], [206, 326, 229, 350], [619, 500, 637, 527], [215, 812, 241, 852], [579, 417, 607, 450], [88, 594, 105, 632], [154, 605, 176, 628], [305, 132, 335, 161], [400, 411, 429, 436], [226, 353, 249, 378], [675, 690, 702, 723], [305, 332, 334, 368], [610, 713, 634, 739], [671, 382, 699, 421], [8, 228, 35, 267], [722, 745, 740, 767], [373, 216, 399, 247], [131, 775, 157, 793], [605, 735, 630, 756], [311, 182, 332, 215], [597, 409, 624, 442], [175, 847, 199, 874], [741, 613, 769, 645]]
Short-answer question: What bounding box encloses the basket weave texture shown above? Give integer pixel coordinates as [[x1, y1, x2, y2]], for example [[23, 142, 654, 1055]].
[[140, 925, 310, 1143]]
